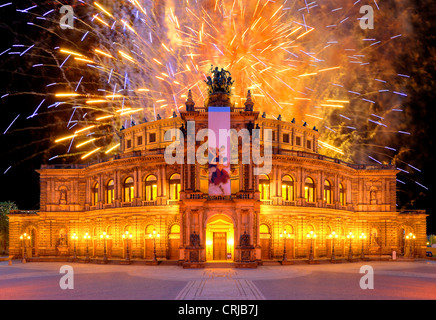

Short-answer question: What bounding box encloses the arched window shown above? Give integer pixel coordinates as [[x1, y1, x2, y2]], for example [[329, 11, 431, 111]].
[[339, 183, 346, 206], [259, 174, 270, 200], [260, 224, 271, 260], [282, 175, 294, 201], [304, 177, 315, 202], [106, 179, 115, 204], [324, 180, 332, 204], [144, 175, 157, 201], [123, 177, 134, 202], [169, 173, 181, 200], [92, 182, 99, 205]]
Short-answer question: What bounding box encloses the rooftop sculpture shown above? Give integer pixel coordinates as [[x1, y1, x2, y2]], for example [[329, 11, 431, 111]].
[[204, 65, 234, 95]]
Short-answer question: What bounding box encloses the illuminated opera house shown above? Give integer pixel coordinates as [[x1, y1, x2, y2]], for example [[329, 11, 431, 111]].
[[8, 70, 427, 266]]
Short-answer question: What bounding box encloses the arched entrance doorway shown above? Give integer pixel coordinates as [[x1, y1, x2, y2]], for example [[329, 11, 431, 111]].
[[144, 224, 156, 259], [260, 224, 271, 260], [122, 225, 133, 259], [398, 226, 414, 257], [282, 224, 295, 259], [168, 224, 180, 260], [205, 215, 234, 262]]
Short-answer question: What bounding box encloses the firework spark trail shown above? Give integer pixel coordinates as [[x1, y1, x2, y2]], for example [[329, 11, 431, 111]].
[[0, 0, 423, 190]]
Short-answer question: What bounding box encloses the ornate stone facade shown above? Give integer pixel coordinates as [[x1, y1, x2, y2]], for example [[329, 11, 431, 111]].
[[8, 88, 428, 265]]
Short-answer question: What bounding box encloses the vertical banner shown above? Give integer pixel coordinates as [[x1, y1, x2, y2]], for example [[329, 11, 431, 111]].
[[208, 106, 231, 195]]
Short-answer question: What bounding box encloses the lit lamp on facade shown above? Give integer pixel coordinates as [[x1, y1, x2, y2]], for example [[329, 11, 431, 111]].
[[71, 233, 78, 261], [83, 232, 91, 261], [19, 233, 30, 263], [306, 231, 316, 262], [100, 231, 110, 263], [346, 231, 354, 260], [359, 233, 367, 259], [328, 231, 338, 261], [405, 232, 416, 258], [122, 231, 133, 262], [149, 230, 160, 262], [280, 230, 291, 261], [206, 239, 212, 256]]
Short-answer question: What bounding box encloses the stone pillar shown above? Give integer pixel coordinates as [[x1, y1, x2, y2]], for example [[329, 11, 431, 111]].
[[249, 209, 254, 246], [187, 164, 192, 190], [85, 177, 90, 206], [137, 167, 143, 202], [271, 165, 277, 203], [239, 162, 244, 192], [195, 163, 200, 191], [161, 165, 167, 199], [115, 170, 121, 206], [180, 164, 185, 192], [199, 208, 205, 262]]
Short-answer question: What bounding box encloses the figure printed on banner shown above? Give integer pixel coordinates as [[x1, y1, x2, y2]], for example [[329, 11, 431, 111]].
[[208, 145, 231, 195]]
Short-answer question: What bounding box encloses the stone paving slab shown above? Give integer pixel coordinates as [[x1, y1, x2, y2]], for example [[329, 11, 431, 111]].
[[175, 269, 265, 300], [1, 259, 435, 300]]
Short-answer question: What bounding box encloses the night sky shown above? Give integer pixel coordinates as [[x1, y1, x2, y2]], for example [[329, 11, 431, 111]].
[[0, 0, 435, 234]]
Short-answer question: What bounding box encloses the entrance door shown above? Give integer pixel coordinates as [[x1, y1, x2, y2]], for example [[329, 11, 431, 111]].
[[107, 239, 113, 258], [260, 238, 270, 259], [145, 239, 153, 259], [213, 232, 227, 260], [169, 239, 179, 260]]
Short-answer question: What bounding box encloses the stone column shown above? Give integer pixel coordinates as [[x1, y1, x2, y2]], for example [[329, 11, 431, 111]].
[[137, 167, 143, 201], [248, 163, 253, 190], [180, 164, 184, 192], [85, 177, 90, 206], [239, 162, 244, 192], [187, 164, 192, 190], [195, 163, 200, 191], [271, 165, 277, 202], [97, 174, 103, 209], [115, 170, 121, 206], [161, 165, 167, 199], [249, 209, 254, 246]]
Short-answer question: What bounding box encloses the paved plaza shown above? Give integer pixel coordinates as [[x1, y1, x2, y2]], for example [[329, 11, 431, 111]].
[[1, 259, 435, 300]]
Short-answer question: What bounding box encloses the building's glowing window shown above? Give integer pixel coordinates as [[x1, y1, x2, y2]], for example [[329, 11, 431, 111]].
[[124, 177, 134, 202], [282, 175, 294, 201], [258, 174, 270, 200], [283, 133, 290, 143], [92, 183, 99, 205], [149, 133, 156, 143], [339, 183, 346, 206], [304, 177, 315, 202], [106, 179, 114, 204], [296, 136, 301, 146], [144, 175, 157, 201], [169, 173, 181, 200], [324, 180, 332, 204]]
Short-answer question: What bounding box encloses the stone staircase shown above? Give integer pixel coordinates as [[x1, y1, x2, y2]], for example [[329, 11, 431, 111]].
[[205, 262, 236, 268]]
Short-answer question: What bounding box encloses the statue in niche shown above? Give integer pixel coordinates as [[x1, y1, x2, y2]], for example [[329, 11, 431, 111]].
[[190, 231, 200, 248], [370, 187, 377, 205], [240, 231, 250, 247], [370, 228, 380, 246], [59, 188, 67, 205], [57, 229, 68, 246]]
